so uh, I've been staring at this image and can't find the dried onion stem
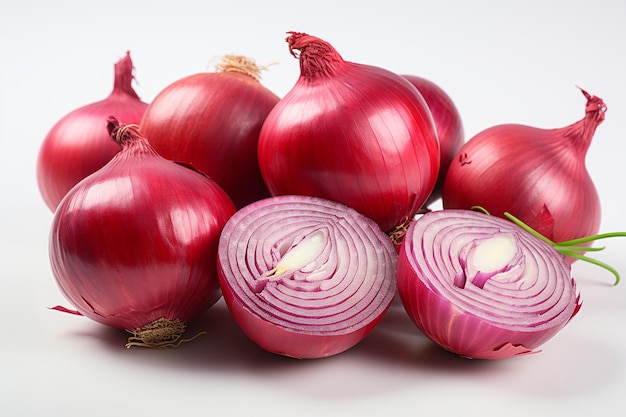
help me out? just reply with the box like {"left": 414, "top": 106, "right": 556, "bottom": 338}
{"left": 215, "top": 54, "right": 270, "bottom": 81}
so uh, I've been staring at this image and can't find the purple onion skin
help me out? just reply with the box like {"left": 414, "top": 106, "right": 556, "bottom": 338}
{"left": 37, "top": 52, "right": 148, "bottom": 211}
{"left": 258, "top": 32, "right": 440, "bottom": 235}
{"left": 219, "top": 291, "right": 389, "bottom": 359}
{"left": 140, "top": 56, "right": 280, "bottom": 209}
{"left": 402, "top": 75, "right": 464, "bottom": 207}
{"left": 442, "top": 88, "right": 605, "bottom": 250}
{"left": 397, "top": 209, "right": 581, "bottom": 360}
{"left": 49, "top": 122, "right": 237, "bottom": 332}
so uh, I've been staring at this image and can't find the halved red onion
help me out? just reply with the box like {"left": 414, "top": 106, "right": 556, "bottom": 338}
{"left": 217, "top": 195, "right": 398, "bottom": 359}
{"left": 397, "top": 209, "right": 581, "bottom": 360}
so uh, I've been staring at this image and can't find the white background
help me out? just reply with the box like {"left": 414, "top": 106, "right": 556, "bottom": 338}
{"left": 1, "top": 1, "right": 625, "bottom": 416}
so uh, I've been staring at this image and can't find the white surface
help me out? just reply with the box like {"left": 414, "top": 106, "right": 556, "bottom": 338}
{"left": 1, "top": 1, "right": 625, "bottom": 416}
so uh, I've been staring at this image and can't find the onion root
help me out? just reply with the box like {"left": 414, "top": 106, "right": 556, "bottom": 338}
{"left": 388, "top": 216, "right": 413, "bottom": 247}
{"left": 125, "top": 318, "right": 206, "bottom": 349}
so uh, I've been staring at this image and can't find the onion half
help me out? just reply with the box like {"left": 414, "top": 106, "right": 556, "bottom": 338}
{"left": 217, "top": 195, "right": 398, "bottom": 359}
{"left": 397, "top": 209, "right": 581, "bottom": 360}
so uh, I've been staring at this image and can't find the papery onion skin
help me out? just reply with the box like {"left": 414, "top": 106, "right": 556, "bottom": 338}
{"left": 140, "top": 55, "right": 280, "bottom": 209}
{"left": 37, "top": 51, "right": 148, "bottom": 211}
{"left": 258, "top": 32, "right": 440, "bottom": 234}
{"left": 402, "top": 75, "right": 464, "bottom": 206}
{"left": 397, "top": 209, "right": 581, "bottom": 360}
{"left": 442, "top": 88, "right": 605, "bottom": 246}
{"left": 49, "top": 119, "right": 236, "bottom": 336}
{"left": 217, "top": 195, "right": 398, "bottom": 359}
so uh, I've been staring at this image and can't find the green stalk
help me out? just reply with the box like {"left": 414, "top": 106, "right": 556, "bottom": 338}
{"left": 502, "top": 211, "right": 623, "bottom": 286}
{"left": 556, "top": 231, "right": 626, "bottom": 247}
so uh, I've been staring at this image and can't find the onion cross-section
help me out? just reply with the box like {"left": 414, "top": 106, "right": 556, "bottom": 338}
{"left": 397, "top": 209, "right": 581, "bottom": 360}
{"left": 217, "top": 195, "right": 398, "bottom": 359}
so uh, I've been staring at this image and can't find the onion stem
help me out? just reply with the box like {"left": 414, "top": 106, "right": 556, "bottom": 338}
{"left": 214, "top": 54, "right": 270, "bottom": 81}
{"left": 469, "top": 206, "right": 623, "bottom": 285}
{"left": 502, "top": 211, "right": 624, "bottom": 286}
{"left": 556, "top": 231, "right": 626, "bottom": 246}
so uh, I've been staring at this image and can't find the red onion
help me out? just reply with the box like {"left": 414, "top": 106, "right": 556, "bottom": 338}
{"left": 37, "top": 51, "right": 148, "bottom": 211}
{"left": 442, "top": 88, "right": 606, "bottom": 246}
{"left": 397, "top": 209, "right": 582, "bottom": 360}
{"left": 49, "top": 118, "right": 236, "bottom": 348}
{"left": 140, "top": 55, "right": 280, "bottom": 209}
{"left": 258, "top": 32, "right": 440, "bottom": 235}
{"left": 402, "top": 75, "right": 464, "bottom": 206}
{"left": 217, "top": 195, "right": 398, "bottom": 359}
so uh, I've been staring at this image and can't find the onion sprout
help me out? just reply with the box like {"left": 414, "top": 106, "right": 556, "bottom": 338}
{"left": 471, "top": 205, "right": 624, "bottom": 285}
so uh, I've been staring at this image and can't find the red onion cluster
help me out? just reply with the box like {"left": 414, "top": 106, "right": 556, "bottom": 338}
{"left": 39, "top": 33, "right": 622, "bottom": 360}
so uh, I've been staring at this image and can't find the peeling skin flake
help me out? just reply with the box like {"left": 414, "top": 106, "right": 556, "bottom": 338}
{"left": 470, "top": 342, "right": 538, "bottom": 360}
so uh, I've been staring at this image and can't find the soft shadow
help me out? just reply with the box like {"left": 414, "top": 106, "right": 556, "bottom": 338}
{"left": 64, "top": 292, "right": 620, "bottom": 403}
{"left": 65, "top": 295, "right": 492, "bottom": 375}
{"left": 66, "top": 299, "right": 322, "bottom": 374}
{"left": 353, "top": 295, "right": 623, "bottom": 400}
{"left": 59, "top": 294, "right": 621, "bottom": 403}
{"left": 353, "top": 296, "right": 499, "bottom": 372}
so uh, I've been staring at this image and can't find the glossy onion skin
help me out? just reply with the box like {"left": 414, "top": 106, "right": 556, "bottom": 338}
{"left": 49, "top": 125, "right": 236, "bottom": 331}
{"left": 402, "top": 75, "right": 464, "bottom": 206}
{"left": 397, "top": 209, "right": 581, "bottom": 360}
{"left": 217, "top": 195, "right": 398, "bottom": 359}
{"left": 37, "top": 52, "right": 148, "bottom": 211}
{"left": 258, "top": 32, "right": 440, "bottom": 234}
{"left": 140, "top": 64, "right": 280, "bottom": 209}
{"left": 442, "top": 89, "right": 605, "bottom": 244}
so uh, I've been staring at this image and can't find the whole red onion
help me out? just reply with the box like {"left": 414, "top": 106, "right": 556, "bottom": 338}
{"left": 402, "top": 75, "right": 464, "bottom": 206}
{"left": 49, "top": 118, "right": 236, "bottom": 347}
{"left": 37, "top": 51, "right": 148, "bottom": 211}
{"left": 258, "top": 32, "right": 440, "bottom": 235}
{"left": 397, "top": 209, "right": 581, "bottom": 360}
{"left": 442, "top": 88, "right": 606, "bottom": 246}
{"left": 140, "top": 55, "right": 280, "bottom": 209}
{"left": 217, "top": 195, "right": 398, "bottom": 359}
